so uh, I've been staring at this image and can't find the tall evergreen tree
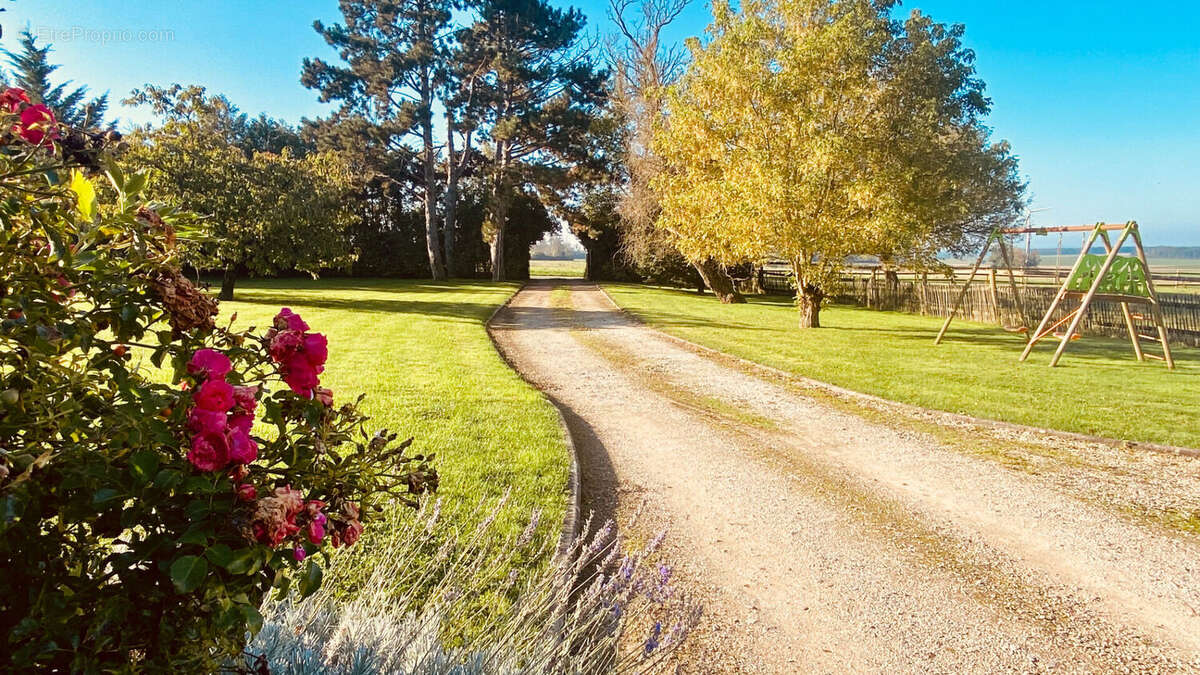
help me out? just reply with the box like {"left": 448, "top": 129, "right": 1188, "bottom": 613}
{"left": 2, "top": 30, "right": 109, "bottom": 129}
{"left": 303, "top": 0, "right": 453, "bottom": 280}
{"left": 456, "top": 0, "right": 608, "bottom": 280}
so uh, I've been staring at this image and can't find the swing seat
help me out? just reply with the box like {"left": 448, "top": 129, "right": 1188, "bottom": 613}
{"left": 1053, "top": 331, "right": 1081, "bottom": 341}
{"left": 1001, "top": 324, "right": 1028, "bottom": 334}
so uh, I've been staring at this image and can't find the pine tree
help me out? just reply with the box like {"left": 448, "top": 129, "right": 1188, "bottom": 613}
{"left": 456, "top": 0, "right": 608, "bottom": 281}
{"left": 2, "top": 30, "right": 109, "bottom": 129}
{"left": 302, "top": 0, "right": 453, "bottom": 280}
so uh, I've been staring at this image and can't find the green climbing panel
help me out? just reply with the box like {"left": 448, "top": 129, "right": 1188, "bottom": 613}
{"left": 1065, "top": 254, "right": 1150, "bottom": 297}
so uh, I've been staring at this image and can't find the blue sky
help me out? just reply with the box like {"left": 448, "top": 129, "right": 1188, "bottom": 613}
{"left": 2, "top": 0, "right": 1197, "bottom": 245}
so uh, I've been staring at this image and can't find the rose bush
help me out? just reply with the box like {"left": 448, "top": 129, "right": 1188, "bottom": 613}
{"left": 0, "top": 89, "right": 437, "bottom": 672}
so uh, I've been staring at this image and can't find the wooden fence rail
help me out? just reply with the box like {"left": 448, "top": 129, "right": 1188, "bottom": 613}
{"left": 759, "top": 269, "right": 1200, "bottom": 347}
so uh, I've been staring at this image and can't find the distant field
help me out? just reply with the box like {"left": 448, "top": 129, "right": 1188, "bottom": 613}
{"left": 1035, "top": 255, "right": 1200, "bottom": 274}
{"left": 873, "top": 257, "right": 1200, "bottom": 294}
{"left": 530, "top": 258, "right": 586, "bottom": 278}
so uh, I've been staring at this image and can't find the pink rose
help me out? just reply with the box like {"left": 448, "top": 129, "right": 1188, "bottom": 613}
{"left": 232, "top": 385, "right": 258, "bottom": 414}
{"left": 15, "top": 104, "right": 58, "bottom": 145}
{"left": 306, "top": 519, "right": 325, "bottom": 544}
{"left": 274, "top": 308, "right": 309, "bottom": 332}
{"left": 268, "top": 330, "right": 303, "bottom": 362}
{"left": 187, "top": 407, "right": 227, "bottom": 435}
{"left": 227, "top": 427, "right": 258, "bottom": 464}
{"left": 314, "top": 387, "right": 334, "bottom": 407}
{"left": 282, "top": 354, "right": 319, "bottom": 396}
{"left": 1, "top": 87, "right": 30, "bottom": 112}
{"left": 229, "top": 413, "right": 253, "bottom": 434}
{"left": 236, "top": 483, "right": 257, "bottom": 502}
{"left": 187, "top": 432, "right": 228, "bottom": 472}
{"left": 303, "top": 333, "right": 328, "bottom": 367}
{"left": 187, "top": 348, "right": 232, "bottom": 380}
{"left": 194, "top": 379, "right": 234, "bottom": 411}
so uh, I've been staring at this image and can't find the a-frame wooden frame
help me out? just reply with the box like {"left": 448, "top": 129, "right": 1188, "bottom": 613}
{"left": 1019, "top": 221, "right": 1174, "bottom": 369}
{"left": 933, "top": 228, "right": 1029, "bottom": 345}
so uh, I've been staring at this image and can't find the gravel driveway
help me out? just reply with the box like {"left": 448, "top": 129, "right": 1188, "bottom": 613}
{"left": 489, "top": 280, "right": 1200, "bottom": 674}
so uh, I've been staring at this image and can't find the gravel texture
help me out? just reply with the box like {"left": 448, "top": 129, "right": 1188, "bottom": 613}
{"left": 489, "top": 280, "right": 1200, "bottom": 674}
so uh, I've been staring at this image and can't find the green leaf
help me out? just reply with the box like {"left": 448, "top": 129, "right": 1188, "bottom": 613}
{"left": 124, "top": 171, "right": 149, "bottom": 198}
{"left": 153, "top": 468, "right": 182, "bottom": 491}
{"left": 225, "top": 547, "right": 260, "bottom": 575}
{"left": 241, "top": 604, "right": 264, "bottom": 635}
{"left": 170, "top": 555, "right": 208, "bottom": 593}
{"left": 205, "top": 544, "right": 234, "bottom": 567}
{"left": 70, "top": 170, "right": 97, "bottom": 221}
{"left": 180, "top": 525, "right": 213, "bottom": 547}
{"left": 129, "top": 450, "right": 159, "bottom": 484}
{"left": 91, "top": 488, "right": 121, "bottom": 506}
{"left": 297, "top": 559, "right": 323, "bottom": 600}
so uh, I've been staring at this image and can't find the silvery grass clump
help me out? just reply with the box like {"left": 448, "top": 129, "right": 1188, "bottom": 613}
{"left": 240, "top": 492, "right": 701, "bottom": 673}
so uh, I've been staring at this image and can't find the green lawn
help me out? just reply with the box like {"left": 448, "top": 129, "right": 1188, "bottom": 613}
{"left": 215, "top": 278, "right": 569, "bottom": 546}
{"left": 530, "top": 258, "right": 586, "bottom": 278}
{"left": 603, "top": 283, "right": 1200, "bottom": 448}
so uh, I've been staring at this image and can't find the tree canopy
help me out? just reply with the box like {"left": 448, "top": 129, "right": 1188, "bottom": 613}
{"left": 302, "top": 0, "right": 454, "bottom": 280}
{"left": 124, "top": 85, "right": 357, "bottom": 300}
{"left": 456, "top": 0, "right": 609, "bottom": 280}
{"left": 654, "top": 0, "right": 1025, "bottom": 326}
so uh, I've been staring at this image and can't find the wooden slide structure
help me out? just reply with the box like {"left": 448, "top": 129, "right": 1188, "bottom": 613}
{"left": 935, "top": 222, "right": 1175, "bottom": 369}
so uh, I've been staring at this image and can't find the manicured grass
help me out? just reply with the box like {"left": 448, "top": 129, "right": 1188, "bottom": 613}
{"left": 217, "top": 278, "right": 569, "bottom": 546}
{"left": 603, "top": 283, "right": 1200, "bottom": 448}
{"left": 530, "top": 258, "right": 586, "bottom": 278}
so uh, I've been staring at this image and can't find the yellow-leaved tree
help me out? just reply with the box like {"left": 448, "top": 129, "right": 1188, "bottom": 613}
{"left": 653, "top": 0, "right": 1025, "bottom": 327}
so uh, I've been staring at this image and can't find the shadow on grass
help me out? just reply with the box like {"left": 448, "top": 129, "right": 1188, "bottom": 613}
{"left": 227, "top": 291, "right": 501, "bottom": 322}
{"left": 614, "top": 286, "right": 1197, "bottom": 369}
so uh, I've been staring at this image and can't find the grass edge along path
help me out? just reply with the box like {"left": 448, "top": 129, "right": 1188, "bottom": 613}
{"left": 601, "top": 283, "right": 1200, "bottom": 449}
{"left": 214, "top": 279, "right": 571, "bottom": 577}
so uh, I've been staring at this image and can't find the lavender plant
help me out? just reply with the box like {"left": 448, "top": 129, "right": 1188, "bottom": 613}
{"left": 243, "top": 495, "right": 701, "bottom": 673}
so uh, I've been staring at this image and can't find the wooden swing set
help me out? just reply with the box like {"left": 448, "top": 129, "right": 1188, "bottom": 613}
{"left": 934, "top": 221, "right": 1175, "bottom": 369}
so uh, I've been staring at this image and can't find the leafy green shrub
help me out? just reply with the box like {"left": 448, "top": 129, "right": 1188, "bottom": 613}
{"left": 0, "top": 90, "right": 436, "bottom": 672}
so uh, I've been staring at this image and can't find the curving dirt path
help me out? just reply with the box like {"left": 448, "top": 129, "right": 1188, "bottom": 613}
{"left": 490, "top": 280, "right": 1200, "bottom": 674}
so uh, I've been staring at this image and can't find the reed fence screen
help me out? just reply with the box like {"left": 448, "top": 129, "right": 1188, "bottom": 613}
{"left": 759, "top": 269, "right": 1200, "bottom": 347}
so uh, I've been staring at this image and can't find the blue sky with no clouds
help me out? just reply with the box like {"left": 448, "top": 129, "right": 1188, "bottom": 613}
{"left": 2, "top": 0, "right": 1197, "bottom": 245}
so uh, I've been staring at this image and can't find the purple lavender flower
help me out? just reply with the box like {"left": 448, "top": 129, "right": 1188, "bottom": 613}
{"left": 644, "top": 621, "right": 662, "bottom": 655}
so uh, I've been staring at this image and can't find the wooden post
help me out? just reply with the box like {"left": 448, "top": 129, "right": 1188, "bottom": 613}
{"left": 920, "top": 272, "right": 928, "bottom": 315}
{"left": 1049, "top": 225, "right": 1134, "bottom": 367}
{"left": 1120, "top": 302, "right": 1145, "bottom": 362}
{"left": 987, "top": 268, "right": 1000, "bottom": 324}
{"left": 1129, "top": 223, "right": 1176, "bottom": 370}
{"left": 997, "top": 238, "right": 1029, "bottom": 331}
{"left": 934, "top": 236, "right": 993, "bottom": 344}
{"left": 1092, "top": 229, "right": 1143, "bottom": 361}
{"left": 1020, "top": 224, "right": 1105, "bottom": 362}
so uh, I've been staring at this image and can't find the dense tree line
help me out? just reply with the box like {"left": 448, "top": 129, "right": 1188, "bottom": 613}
{"left": 299, "top": 0, "right": 609, "bottom": 282}
{"left": 8, "top": 0, "right": 1030, "bottom": 309}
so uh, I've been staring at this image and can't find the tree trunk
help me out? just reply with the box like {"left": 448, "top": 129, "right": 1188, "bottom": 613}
{"left": 421, "top": 71, "right": 446, "bottom": 281}
{"left": 490, "top": 225, "right": 506, "bottom": 281}
{"left": 490, "top": 176, "right": 509, "bottom": 281}
{"left": 219, "top": 266, "right": 237, "bottom": 301}
{"left": 791, "top": 257, "right": 824, "bottom": 328}
{"left": 693, "top": 258, "right": 745, "bottom": 303}
{"left": 797, "top": 286, "right": 823, "bottom": 328}
{"left": 442, "top": 113, "right": 459, "bottom": 278}
{"left": 490, "top": 142, "right": 511, "bottom": 282}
